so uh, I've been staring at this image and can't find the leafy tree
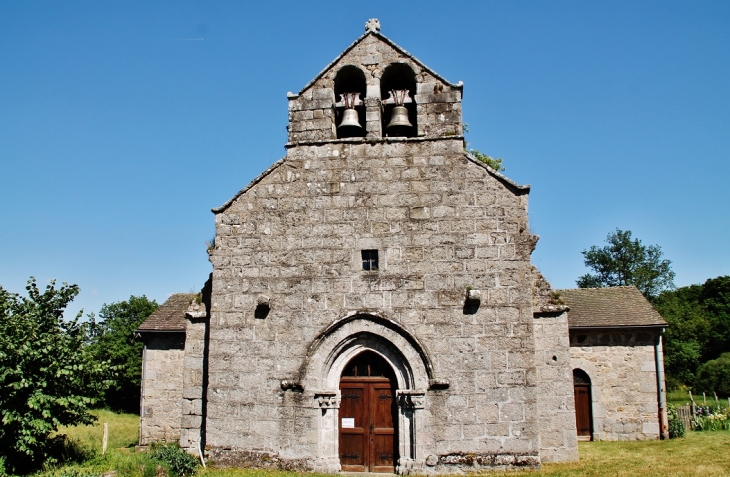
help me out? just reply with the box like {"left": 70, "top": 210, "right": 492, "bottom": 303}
{"left": 90, "top": 296, "right": 158, "bottom": 413}
{"left": 469, "top": 149, "right": 505, "bottom": 172}
{"left": 576, "top": 229, "right": 675, "bottom": 300}
{"left": 654, "top": 276, "right": 730, "bottom": 389}
{"left": 694, "top": 353, "right": 730, "bottom": 397}
{"left": 0, "top": 278, "right": 111, "bottom": 473}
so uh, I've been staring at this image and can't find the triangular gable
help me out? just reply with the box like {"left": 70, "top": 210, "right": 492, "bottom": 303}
{"left": 297, "top": 31, "right": 463, "bottom": 96}
{"left": 213, "top": 151, "right": 529, "bottom": 214}
{"left": 212, "top": 156, "right": 286, "bottom": 213}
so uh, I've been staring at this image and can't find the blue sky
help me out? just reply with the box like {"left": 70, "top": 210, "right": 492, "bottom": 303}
{"left": 1, "top": 1, "right": 728, "bottom": 318}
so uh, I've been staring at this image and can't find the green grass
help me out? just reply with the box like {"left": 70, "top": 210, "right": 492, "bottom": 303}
{"left": 41, "top": 412, "right": 730, "bottom": 477}
{"left": 56, "top": 409, "right": 140, "bottom": 451}
{"left": 668, "top": 388, "right": 695, "bottom": 406}
{"left": 667, "top": 387, "right": 730, "bottom": 408}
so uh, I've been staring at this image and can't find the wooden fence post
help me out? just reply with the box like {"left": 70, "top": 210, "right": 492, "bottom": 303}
{"left": 102, "top": 422, "right": 108, "bottom": 455}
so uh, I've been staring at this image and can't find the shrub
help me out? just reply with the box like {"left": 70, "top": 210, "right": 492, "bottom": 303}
{"left": 0, "top": 279, "right": 112, "bottom": 474}
{"left": 691, "top": 404, "right": 730, "bottom": 431}
{"left": 151, "top": 443, "right": 198, "bottom": 477}
{"left": 667, "top": 403, "right": 685, "bottom": 438}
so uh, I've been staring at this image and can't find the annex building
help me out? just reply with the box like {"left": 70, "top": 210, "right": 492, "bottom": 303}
{"left": 137, "top": 20, "right": 669, "bottom": 473}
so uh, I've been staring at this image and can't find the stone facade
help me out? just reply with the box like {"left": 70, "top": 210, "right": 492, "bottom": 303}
{"left": 136, "top": 20, "right": 668, "bottom": 474}
{"left": 201, "top": 25, "right": 544, "bottom": 473}
{"left": 533, "top": 313, "right": 578, "bottom": 461}
{"left": 569, "top": 329, "right": 663, "bottom": 441}
{"left": 139, "top": 333, "right": 185, "bottom": 445}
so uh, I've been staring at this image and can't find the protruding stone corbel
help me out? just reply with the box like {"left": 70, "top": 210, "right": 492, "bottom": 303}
{"left": 255, "top": 295, "right": 271, "bottom": 319}
{"left": 313, "top": 391, "right": 340, "bottom": 409}
{"left": 397, "top": 390, "right": 426, "bottom": 409}
{"left": 464, "top": 288, "right": 481, "bottom": 305}
{"left": 280, "top": 380, "right": 303, "bottom": 392}
{"left": 429, "top": 378, "right": 450, "bottom": 390}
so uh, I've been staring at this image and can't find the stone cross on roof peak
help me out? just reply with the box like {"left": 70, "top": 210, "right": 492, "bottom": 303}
{"left": 365, "top": 18, "right": 381, "bottom": 33}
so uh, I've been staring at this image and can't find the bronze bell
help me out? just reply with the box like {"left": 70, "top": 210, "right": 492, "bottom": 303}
{"left": 386, "top": 105, "right": 413, "bottom": 131}
{"left": 338, "top": 108, "right": 362, "bottom": 130}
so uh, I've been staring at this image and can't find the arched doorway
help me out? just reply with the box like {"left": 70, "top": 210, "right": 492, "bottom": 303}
{"left": 339, "top": 351, "right": 398, "bottom": 473}
{"left": 573, "top": 369, "right": 593, "bottom": 441}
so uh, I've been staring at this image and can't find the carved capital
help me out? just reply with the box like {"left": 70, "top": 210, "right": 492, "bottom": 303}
{"left": 397, "top": 390, "right": 425, "bottom": 409}
{"left": 314, "top": 391, "right": 340, "bottom": 409}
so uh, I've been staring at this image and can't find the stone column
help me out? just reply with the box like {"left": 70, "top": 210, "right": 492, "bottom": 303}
{"left": 179, "top": 313, "right": 208, "bottom": 452}
{"left": 396, "top": 390, "right": 426, "bottom": 475}
{"left": 313, "top": 391, "right": 341, "bottom": 473}
{"left": 364, "top": 93, "right": 382, "bottom": 138}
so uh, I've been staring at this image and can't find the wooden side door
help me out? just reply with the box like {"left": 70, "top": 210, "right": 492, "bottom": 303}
{"left": 339, "top": 382, "right": 368, "bottom": 471}
{"left": 369, "top": 382, "right": 396, "bottom": 473}
{"left": 574, "top": 384, "right": 592, "bottom": 439}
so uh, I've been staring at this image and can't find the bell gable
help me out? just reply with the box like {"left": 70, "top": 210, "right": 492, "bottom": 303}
{"left": 287, "top": 20, "right": 464, "bottom": 142}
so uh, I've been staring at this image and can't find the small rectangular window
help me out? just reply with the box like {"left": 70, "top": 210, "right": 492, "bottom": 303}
{"left": 361, "top": 250, "right": 379, "bottom": 271}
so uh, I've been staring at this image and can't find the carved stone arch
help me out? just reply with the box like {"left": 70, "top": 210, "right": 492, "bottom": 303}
{"left": 299, "top": 311, "right": 433, "bottom": 390}
{"left": 303, "top": 311, "right": 432, "bottom": 474}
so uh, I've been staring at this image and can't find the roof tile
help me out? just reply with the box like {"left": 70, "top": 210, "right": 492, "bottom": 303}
{"left": 137, "top": 293, "right": 195, "bottom": 332}
{"left": 558, "top": 286, "right": 667, "bottom": 328}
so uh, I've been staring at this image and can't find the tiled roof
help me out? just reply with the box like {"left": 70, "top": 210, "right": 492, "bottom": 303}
{"left": 137, "top": 293, "right": 194, "bottom": 332}
{"left": 558, "top": 286, "right": 667, "bottom": 328}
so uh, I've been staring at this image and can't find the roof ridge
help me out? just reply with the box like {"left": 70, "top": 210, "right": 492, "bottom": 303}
{"left": 463, "top": 151, "right": 530, "bottom": 193}
{"left": 296, "top": 30, "right": 462, "bottom": 97}
{"left": 212, "top": 156, "right": 287, "bottom": 214}
{"left": 557, "top": 285, "right": 639, "bottom": 291}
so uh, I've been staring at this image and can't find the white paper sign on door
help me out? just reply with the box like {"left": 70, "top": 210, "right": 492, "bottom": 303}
{"left": 341, "top": 418, "right": 355, "bottom": 428}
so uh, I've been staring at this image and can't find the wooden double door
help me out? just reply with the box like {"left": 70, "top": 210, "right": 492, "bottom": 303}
{"left": 339, "top": 352, "right": 398, "bottom": 473}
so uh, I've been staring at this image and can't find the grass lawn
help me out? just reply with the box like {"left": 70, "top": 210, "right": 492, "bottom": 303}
{"left": 667, "top": 388, "right": 730, "bottom": 408}
{"left": 46, "top": 413, "right": 730, "bottom": 477}
{"left": 56, "top": 409, "right": 139, "bottom": 452}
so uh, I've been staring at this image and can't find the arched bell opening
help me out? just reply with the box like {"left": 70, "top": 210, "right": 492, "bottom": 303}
{"left": 339, "top": 350, "right": 399, "bottom": 473}
{"left": 573, "top": 369, "right": 593, "bottom": 441}
{"left": 380, "top": 63, "right": 417, "bottom": 138}
{"left": 334, "top": 65, "right": 367, "bottom": 139}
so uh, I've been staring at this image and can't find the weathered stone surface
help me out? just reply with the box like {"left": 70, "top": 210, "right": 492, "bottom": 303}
{"left": 134, "top": 21, "right": 669, "bottom": 474}
{"left": 139, "top": 333, "right": 185, "bottom": 445}
{"left": 569, "top": 329, "right": 661, "bottom": 441}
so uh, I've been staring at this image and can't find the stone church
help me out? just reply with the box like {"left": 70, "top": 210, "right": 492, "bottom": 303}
{"left": 136, "top": 20, "right": 669, "bottom": 473}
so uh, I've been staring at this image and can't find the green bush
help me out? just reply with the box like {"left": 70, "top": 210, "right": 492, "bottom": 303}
{"left": 694, "top": 352, "right": 730, "bottom": 396}
{"left": 151, "top": 443, "right": 198, "bottom": 477}
{"left": 667, "top": 403, "right": 685, "bottom": 438}
{"left": 0, "top": 279, "right": 112, "bottom": 474}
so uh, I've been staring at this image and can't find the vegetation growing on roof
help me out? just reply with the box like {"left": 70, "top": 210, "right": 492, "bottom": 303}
{"left": 469, "top": 149, "right": 505, "bottom": 172}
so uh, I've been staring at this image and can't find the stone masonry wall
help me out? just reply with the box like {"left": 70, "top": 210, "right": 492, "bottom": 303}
{"left": 288, "top": 34, "right": 463, "bottom": 143}
{"left": 139, "top": 333, "right": 185, "bottom": 445}
{"left": 206, "top": 137, "right": 541, "bottom": 471}
{"left": 180, "top": 317, "right": 208, "bottom": 451}
{"left": 533, "top": 313, "right": 578, "bottom": 462}
{"left": 569, "top": 329, "right": 661, "bottom": 441}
